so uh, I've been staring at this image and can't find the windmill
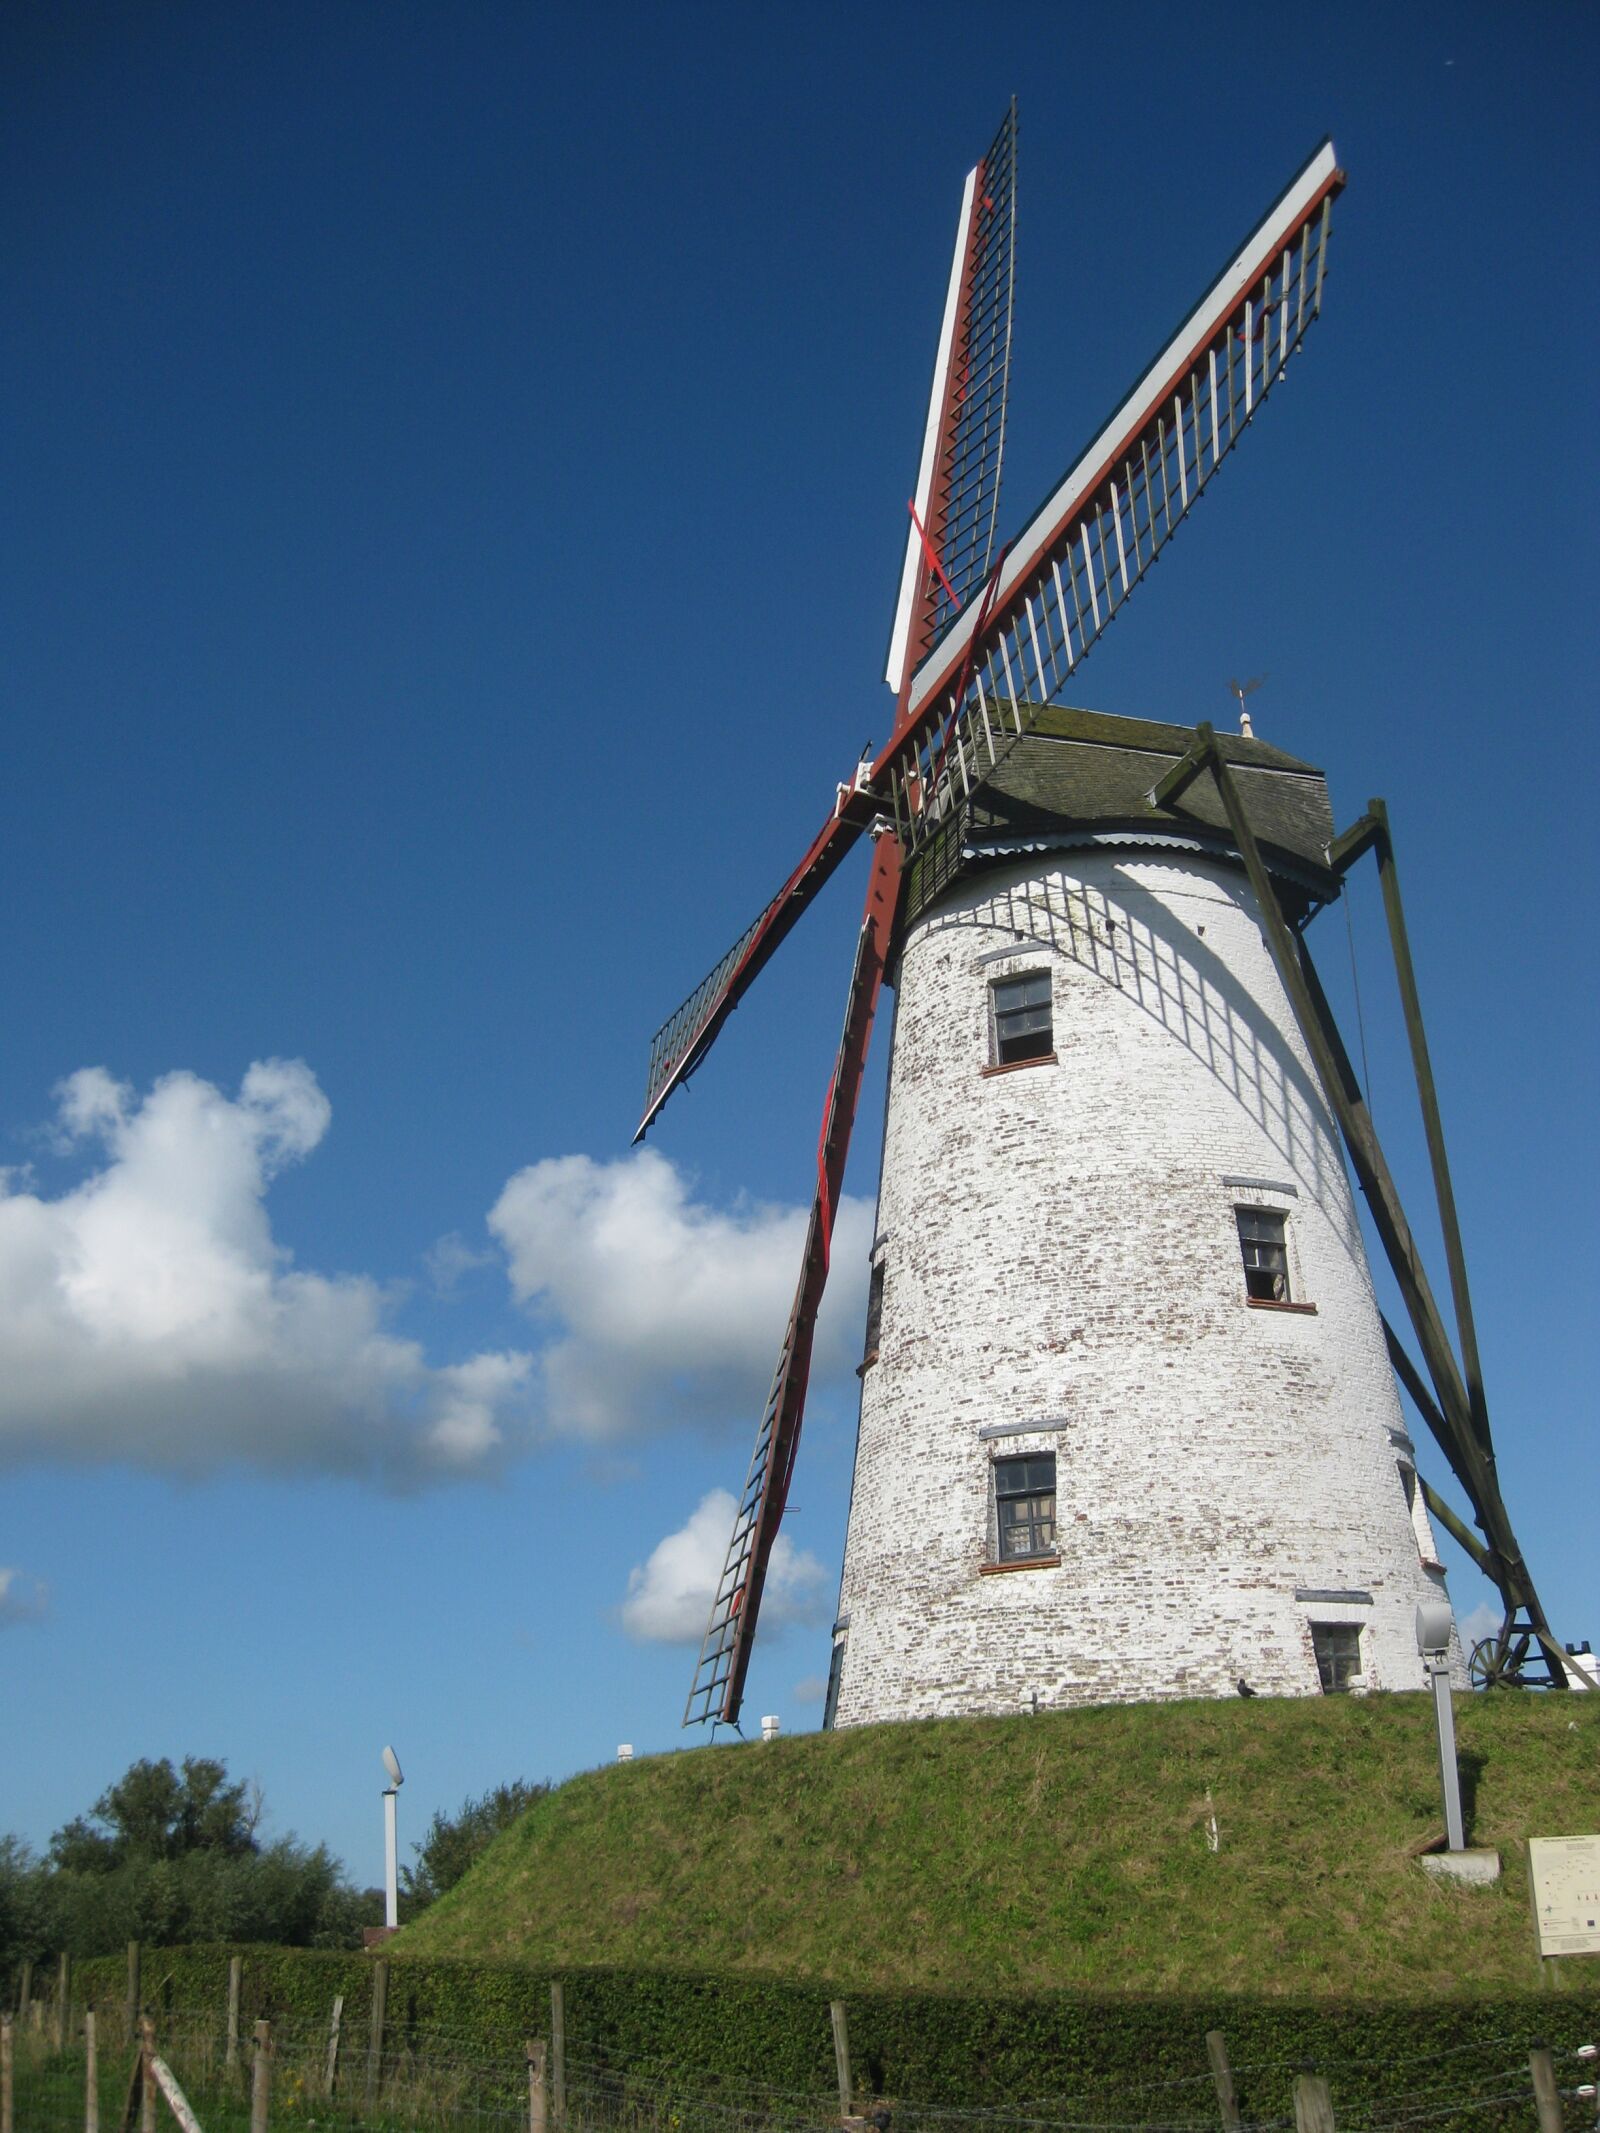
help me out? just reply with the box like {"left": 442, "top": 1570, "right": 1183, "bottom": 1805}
{"left": 637, "top": 110, "right": 1570, "bottom": 1730}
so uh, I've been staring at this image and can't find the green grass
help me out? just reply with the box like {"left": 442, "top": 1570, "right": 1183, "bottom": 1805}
{"left": 396, "top": 1692, "right": 1600, "bottom": 1997}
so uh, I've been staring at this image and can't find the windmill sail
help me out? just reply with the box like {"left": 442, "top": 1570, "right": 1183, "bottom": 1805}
{"left": 886, "top": 140, "right": 1344, "bottom": 846}
{"left": 886, "top": 101, "right": 1018, "bottom": 699}
{"left": 684, "top": 835, "right": 901, "bottom": 1728}
{"left": 635, "top": 792, "right": 876, "bottom": 1141}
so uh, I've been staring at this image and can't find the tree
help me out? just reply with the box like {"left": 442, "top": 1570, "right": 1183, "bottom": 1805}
{"left": 6, "top": 1754, "right": 380, "bottom": 1956}
{"left": 0, "top": 1835, "right": 49, "bottom": 1972}
{"left": 50, "top": 1757, "right": 259, "bottom": 1873}
{"left": 402, "top": 1780, "right": 547, "bottom": 1907}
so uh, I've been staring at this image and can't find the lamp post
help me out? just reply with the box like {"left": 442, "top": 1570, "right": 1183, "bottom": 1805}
{"left": 1414, "top": 1603, "right": 1464, "bottom": 1852}
{"left": 381, "top": 1746, "right": 404, "bottom": 1929}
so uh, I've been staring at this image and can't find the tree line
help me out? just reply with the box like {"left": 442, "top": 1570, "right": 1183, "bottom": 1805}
{"left": 1, "top": 1756, "right": 546, "bottom": 1964}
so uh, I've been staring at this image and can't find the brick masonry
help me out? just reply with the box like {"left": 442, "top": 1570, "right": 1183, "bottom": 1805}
{"left": 830, "top": 844, "right": 1459, "bottom": 1725}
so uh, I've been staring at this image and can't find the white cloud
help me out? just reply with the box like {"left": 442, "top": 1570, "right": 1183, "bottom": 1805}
{"left": 489, "top": 1149, "right": 872, "bottom": 1441}
{"left": 0, "top": 1070, "right": 872, "bottom": 1492}
{"left": 0, "top": 1568, "right": 47, "bottom": 1627}
{"left": 792, "top": 1673, "right": 828, "bottom": 1705}
{"left": 621, "top": 1488, "right": 831, "bottom": 1645}
{"left": 424, "top": 1231, "right": 494, "bottom": 1297}
{"left": 0, "top": 1062, "right": 531, "bottom": 1480}
{"left": 1456, "top": 1601, "right": 1500, "bottom": 1656}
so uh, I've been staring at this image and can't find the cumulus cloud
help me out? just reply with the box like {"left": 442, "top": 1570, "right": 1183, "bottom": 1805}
{"left": 1455, "top": 1601, "right": 1499, "bottom": 1656}
{"left": 489, "top": 1149, "right": 871, "bottom": 1441}
{"left": 0, "top": 1568, "right": 47, "bottom": 1627}
{"left": 621, "top": 1488, "right": 831, "bottom": 1645}
{"left": 0, "top": 1062, "right": 530, "bottom": 1479}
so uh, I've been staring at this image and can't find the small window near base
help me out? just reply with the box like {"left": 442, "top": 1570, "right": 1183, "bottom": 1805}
{"left": 1237, "top": 1206, "right": 1290, "bottom": 1302}
{"left": 1311, "top": 1621, "right": 1363, "bottom": 1694}
{"left": 994, "top": 1451, "right": 1057, "bottom": 1562}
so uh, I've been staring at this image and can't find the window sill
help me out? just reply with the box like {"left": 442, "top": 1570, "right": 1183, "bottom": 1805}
{"left": 1245, "top": 1296, "right": 1318, "bottom": 1315}
{"left": 979, "top": 1554, "right": 1061, "bottom": 1576}
{"left": 981, "top": 1052, "right": 1058, "bottom": 1079}
{"left": 855, "top": 1351, "right": 880, "bottom": 1378}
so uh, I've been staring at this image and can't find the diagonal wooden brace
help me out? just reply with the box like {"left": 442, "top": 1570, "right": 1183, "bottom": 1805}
{"left": 1176, "top": 726, "right": 1565, "bottom": 1682}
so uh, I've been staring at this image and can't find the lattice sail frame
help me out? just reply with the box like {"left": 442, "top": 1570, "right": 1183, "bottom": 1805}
{"left": 934, "top": 102, "right": 1016, "bottom": 629}
{"left": 885, "top": 139, "right": 1342, "bottom": 854}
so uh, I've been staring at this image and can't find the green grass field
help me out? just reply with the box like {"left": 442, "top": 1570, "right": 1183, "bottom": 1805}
{"left": 397, "top": 1691, "right": 1600, "bottom": 1997}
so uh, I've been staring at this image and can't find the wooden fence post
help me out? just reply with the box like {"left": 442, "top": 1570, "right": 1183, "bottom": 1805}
{"left": 325, "top": 1994, "right": 344, "bottom": 2097}
{"left": 1530, "top": 2048, "right": 1564, "bottom": 2133}
{"left": 1205, "top": 2031, "right": 1242, "bottom": 2133}
{"left": 84, "top": 2010, "right": 99, "bottom": 2133}
{"left": 125, "top": 1946, "right": 141, "bottom": 2039}
{"left": 829, "top": 2000, "right": 853, "bottom": 2119}
{"left": 527, "top": 2037, "right": 549, "bottom": 2133}
{"left": 1, "top": 2013, "right": 13, "bottom": 2133}
{"left": 225, "top": 1957, "right": 241, "bottom": 2073}
{"left": 365, "top": 1959, "right": 388, "bottom": 2116}
{"left": 1292, "top": 2072, "right": 1335, "bottom": 2133}
{"left": 139, "top": 2018, "right": 156, "bottom": 2133}
{"left": 56, "top": 1954, "right": 71, "bottom": 2050}
{"left": 549, "top": 1983, "right": 566, "bottom": 2127}
{"left": 250, "top": 2020, "right": 271, "bottom": 2133}
{"left": 16, "top": 1964, "right": 30, "bottom": 2023}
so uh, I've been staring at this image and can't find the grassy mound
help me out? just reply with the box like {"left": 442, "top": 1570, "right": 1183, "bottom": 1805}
{"left": 397, "top": 1692, "right": 1600, "bottom": 1997}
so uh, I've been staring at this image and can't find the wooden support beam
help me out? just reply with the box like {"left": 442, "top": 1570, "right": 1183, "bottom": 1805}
{"left": 1327, "top": 812, "right": 1380, "bottom": 873}
{"left": 1417, "top": 1476, "right": 1495, "bottom": 1578}
{"left": 1367, "top": 799, "right": 1493, "bottom": 1467}
{"left": 1178, "top": 728, "right": 1562, "bottom": 1678}
{"left": 1147, "top": 739, "right": 1211, "bottom": 812}
{"left": 1381, "top": 1318, "right": 1484, "bottom": 1514}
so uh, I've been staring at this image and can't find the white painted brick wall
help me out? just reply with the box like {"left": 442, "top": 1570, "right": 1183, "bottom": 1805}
{"left": 831, "top": 847, "right": 1457, "bottom": 1724}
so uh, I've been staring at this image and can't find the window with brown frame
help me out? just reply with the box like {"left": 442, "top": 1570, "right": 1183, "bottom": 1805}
{"left": 994, "top": 1451, "right": 1057, "bottom": 1562}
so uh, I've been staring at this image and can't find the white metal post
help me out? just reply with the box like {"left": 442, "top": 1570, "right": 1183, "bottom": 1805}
{"left": 383, "top": 1789, "right": 399, "bottom": 1929}
{"left": 1427, "top": 1656, "right": 1465, "bottom": 1851}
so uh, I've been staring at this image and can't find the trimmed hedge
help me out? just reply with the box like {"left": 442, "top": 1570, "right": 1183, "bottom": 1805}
{"left": 43, "top": 1944, "right": 1600, "bottom": 2128}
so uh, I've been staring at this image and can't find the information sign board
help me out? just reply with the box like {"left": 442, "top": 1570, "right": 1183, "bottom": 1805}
{"left": 1528, "top": 1835, "right": 1600, "bottom": 1958}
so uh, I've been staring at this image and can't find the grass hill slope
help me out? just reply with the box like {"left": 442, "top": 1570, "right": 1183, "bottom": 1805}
{"left": 396, "top": 1692, "right": 1600, "bottom": 1998}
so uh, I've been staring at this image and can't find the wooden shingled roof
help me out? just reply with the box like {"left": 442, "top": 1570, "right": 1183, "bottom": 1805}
{"left": 903, "top": 703, "right": 1338, "bottom": 926}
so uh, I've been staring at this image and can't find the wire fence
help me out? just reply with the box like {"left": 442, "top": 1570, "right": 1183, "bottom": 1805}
{"left": 2, "top": 1998, "right": 1598, "bottom": 2133}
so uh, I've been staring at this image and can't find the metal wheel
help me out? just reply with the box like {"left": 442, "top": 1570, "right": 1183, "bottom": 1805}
{"left": 1468, "top": 1632, "right": 1529, "bottom": 1688}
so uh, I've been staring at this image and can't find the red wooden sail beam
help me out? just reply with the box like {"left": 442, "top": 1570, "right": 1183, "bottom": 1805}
{"left": 684, "top": 833, "right": 903, "bottom": 1728}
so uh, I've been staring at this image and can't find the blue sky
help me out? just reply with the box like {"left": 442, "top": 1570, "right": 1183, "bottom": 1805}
{"left": 2, "top": 1, "right": 1594, "bottom": 1884}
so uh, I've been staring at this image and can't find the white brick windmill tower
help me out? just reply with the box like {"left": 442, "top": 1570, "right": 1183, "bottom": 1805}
{"left": 830, "top": 710, "right": 1451, "bottom": 1721}
{"left": 636, "top": 111, "right": 1572, "bottom": 1732}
